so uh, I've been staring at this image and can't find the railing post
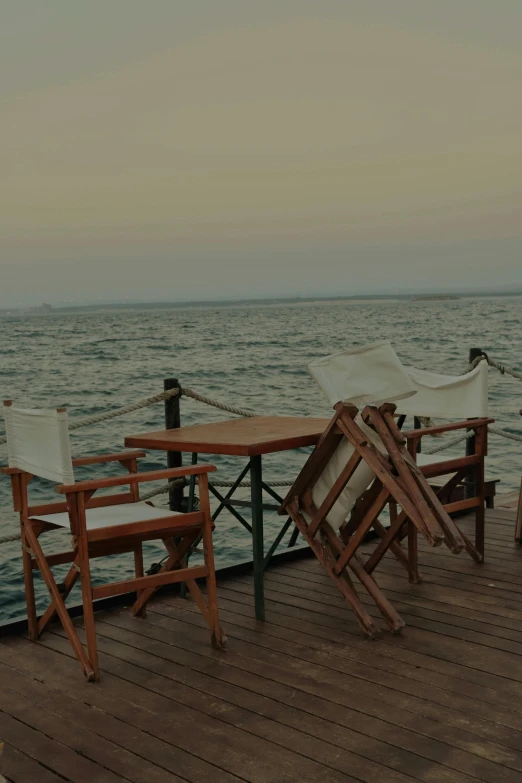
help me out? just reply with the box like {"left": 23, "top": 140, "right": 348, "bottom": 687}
{"left": 164, "top": 378, "right": 183, "bottom": 511}
{"left": 466, "top": 348, "right": 482, "bottom": 498}
{"left": 413, "top": 416, "right": 422, "bottom": 453}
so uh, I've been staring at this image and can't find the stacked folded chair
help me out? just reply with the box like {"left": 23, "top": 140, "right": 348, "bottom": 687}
{"left": 280, "top": 342, "right": 492, "bottom": 637}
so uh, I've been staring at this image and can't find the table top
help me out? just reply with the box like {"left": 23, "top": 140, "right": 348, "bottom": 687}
{"left": 125, "top": 416, "right": 330, "bottom": 457}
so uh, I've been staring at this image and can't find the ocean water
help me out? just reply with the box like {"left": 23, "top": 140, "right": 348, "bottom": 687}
{"left": 1, "top": 297, "right": 521, "bottom": 622}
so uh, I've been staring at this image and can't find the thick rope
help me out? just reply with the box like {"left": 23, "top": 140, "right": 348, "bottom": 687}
{"left": 69, "top": 387, "right": 181, "bottom": 431}
{"left": 141, "top": 476, "right": 292, "bottom": 500}
{"left": 181, "top": 387, "right": 256, "bottom": 418}
{"left": 488, "top": 425, "right": 522, "bottom": 444}
{"left": 470, "top": 354, "right": 522, "bottom": 381}
{"left": 0, "top": 384, "right": 256, "bottom": 445}
{"left": 140, "top": 477, "right": 184, "bottom": 500}
{"left": 0, "top": 386, "right": 181, "bottom": 445}
{"left": 423, "top": 430, "right": 474, "bottom": 455}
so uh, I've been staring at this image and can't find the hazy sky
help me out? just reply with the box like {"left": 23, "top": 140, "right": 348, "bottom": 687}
{"left": 2, "top": 1, "right": 522, "bottom": 305}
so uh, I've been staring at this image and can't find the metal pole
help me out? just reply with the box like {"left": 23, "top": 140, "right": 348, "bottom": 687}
{"left": 164, "top": 378, "right": 183, "bottom": 511}
{"left": 250, "top": 455, "right": 265, "bottom": 621}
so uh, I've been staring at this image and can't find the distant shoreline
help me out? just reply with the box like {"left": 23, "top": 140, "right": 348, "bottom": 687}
{"left": 1, "top": 289, "right": 521, "bottom": 315}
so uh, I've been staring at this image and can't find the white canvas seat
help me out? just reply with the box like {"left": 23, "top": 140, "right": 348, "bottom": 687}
{"left": 32, "top": 501, "right": 181, "bottom": 530}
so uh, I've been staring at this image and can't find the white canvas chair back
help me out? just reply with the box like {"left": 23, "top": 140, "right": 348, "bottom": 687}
{"left": 395, "top": 361, "right": 489, "bottom": 419}
{"left": 309, "top": 341, "right": 417, "bottom": 409}
{"left": 3, "top": 403, "right": 75, "bottom": 484}
{"left": 308, "top": 342, "right": 417, "bottom": 531}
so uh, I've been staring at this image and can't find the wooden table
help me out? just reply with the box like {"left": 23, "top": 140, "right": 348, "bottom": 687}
{"left": 126, "top": 416, "right": 329, "bottom": 620}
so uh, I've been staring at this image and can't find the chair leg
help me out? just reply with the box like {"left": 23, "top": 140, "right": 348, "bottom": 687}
{"left": 133, "top": 544, "right": 146, "bottom": 617}
{"left": 474, "top": 462, "right": 485, "bottom": 562}
{"left": 349, "top": 554, "right": 405, "bottom": 633}
{"left": 21, "top": 522, "right": 38, "bottom": 641}
{"left": 199, "top": 475, "right": 226, "bottom": 649}
{"left": 294, "top": 511, "right": 381, "bottom": 637}
{"left": 201, "top": 529, "right": 226, "bottom": 649}
{"left": 24, "top": 524, "right": 95, "bottom": 681}
{"left": 407, "top": 522, "right": 421, "bottom": 584}
{"left": 77, "top": 538, "right": 99, "bottom": 682}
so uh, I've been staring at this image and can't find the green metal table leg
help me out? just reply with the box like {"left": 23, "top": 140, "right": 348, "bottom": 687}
{"left": 250, "top": 454, "right": 265, "bottom": 621}
{"left": 180, "top": 452, "right": 198, "bottom": 600}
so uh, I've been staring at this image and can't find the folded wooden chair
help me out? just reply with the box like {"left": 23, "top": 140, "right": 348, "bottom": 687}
{"left": 1, "top": 401, "right": 224, "bottom": 681}
{"left": 394, "top": 360, "right": 493, "bottom": 563}
{"left": 310, "top": 345, "right": 494, "bottom": 567}
{"left": 280, "top": 401, "right": 465, "bottom": 637}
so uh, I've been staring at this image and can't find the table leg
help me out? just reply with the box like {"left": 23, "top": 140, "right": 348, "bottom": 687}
{"left": 181, "top": 452, "right": 199, "bottom": 599}
{"left": 250, "top": 454, "right": 265, "bottom": 621}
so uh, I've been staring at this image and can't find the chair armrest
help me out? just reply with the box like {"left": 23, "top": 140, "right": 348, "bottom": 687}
{"left": 403, "top": 417, "right": 494, "bottom": 439}
{"left": 56, "top": 464, "right": 217, "bottom": 494}
{"left": 72, "top": 450, "right": 146, "bottom": 466}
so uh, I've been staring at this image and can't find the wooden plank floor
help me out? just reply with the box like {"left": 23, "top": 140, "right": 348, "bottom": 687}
{"left": 2, "top": 508, "right": 522, "bottom": 783}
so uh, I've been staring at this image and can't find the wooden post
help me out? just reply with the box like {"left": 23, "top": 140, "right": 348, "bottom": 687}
{"left": 466, "top": 348, "right": 482, "bottom": 499}
{"left": 413, "top": 416, "right": 422, "bottom": 453}
{"left": 164, "top": 378, "right": 183, "bottom": 511}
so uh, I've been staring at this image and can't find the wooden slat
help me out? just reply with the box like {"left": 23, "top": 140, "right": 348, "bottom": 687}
{"left": 91, "top": 566, "right": 208, "bottom": 600}
{"left": 1, "top": 506, "right": 522, "bottom": 783}
{"left": 86, "top": 511, "right": 205, "bottom": 543}
{"left": 403, "top": 417, "right": 494, "bottom": 438}
{"left": 91, "top": 607, "right": 522, "bottom": 782}
{"left": 0, "top": 743, "right": 65, "bottom": 783}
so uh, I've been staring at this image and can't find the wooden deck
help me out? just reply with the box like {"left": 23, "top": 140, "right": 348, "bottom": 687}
{"left": 2, "top": 507, "right": 522, "bottom": 783}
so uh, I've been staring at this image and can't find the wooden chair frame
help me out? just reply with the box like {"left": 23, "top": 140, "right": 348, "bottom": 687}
{"left": 403, "top": 416, "right": 494, "bottom": 564}
{"left": 2, "top": 451, "right": 225, "bottom": 681}
{"left": 280, "top": 402, "right": 467, "bottom": 637}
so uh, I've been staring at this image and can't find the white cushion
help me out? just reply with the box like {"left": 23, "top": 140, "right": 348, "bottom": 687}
{"left": 32, "top": 501, "right": 180, "bottom": 531}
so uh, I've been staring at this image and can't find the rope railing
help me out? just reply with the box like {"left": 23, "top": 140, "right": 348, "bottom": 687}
{"left": 0, "top": 386, "right": 181, "bottom": 445}
{"left": 423, "top": 429, "right": 475, "bottom": 455}
{"left": 69, "top": 387, "right": 181, "bottom": 431}
{"left": 182, "top": 387, "right": 256, "bottom": 418}
{"left": 1, "top": 355, "right": 522, "bottom": 546}
{"left": 0, "top": 384, "right": 256, "bottom": 445}
{"left": 488, "top": 425, "right": 522, "bottom": 444}
{"left": 469, "top": 353, "right": 522, "bottom": 382}
{"left": 0, "top": 352, "right": 520, "bottom": 444}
